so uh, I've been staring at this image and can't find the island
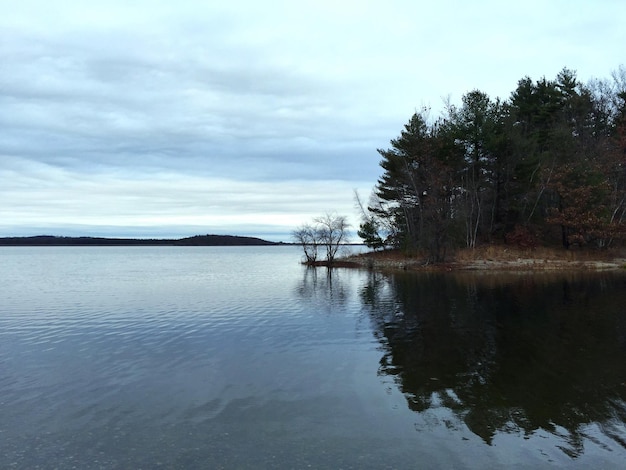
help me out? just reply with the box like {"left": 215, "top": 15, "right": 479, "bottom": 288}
{"left": 0, "top": 234, "right": 282, "bottom": 247}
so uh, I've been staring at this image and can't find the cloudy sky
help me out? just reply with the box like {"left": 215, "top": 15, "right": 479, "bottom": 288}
{"left": 1, "top": 0, "right": 625, "bottom": 241}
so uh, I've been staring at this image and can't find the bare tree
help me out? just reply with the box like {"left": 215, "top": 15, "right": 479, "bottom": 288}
{"left": 293, "top": 213, "right": 350, "bottom": 266}
{"left": 292, "top": 224, "right": 319, "bottom": 264}
{"left": 314, "top": 213, "right": 349, "bottom": 265}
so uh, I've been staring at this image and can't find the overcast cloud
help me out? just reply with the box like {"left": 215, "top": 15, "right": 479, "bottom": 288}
{"left": 1, "top": 0, "right": 625, "bottom": 241}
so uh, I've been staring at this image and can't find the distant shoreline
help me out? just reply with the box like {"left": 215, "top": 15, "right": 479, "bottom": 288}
{"left": 0, "top": 234, "right": 285, "bottom": 247}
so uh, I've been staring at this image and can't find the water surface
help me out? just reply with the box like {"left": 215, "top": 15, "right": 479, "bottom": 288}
{"left": 1, "top": 246, "right": 625, "bottom": 468}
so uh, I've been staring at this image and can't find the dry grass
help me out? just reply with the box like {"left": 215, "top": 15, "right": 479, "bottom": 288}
{"left": 452, "top": 244, "right": 621, "bottom": 263}
{"left": 346, "top": 244, "right": 626, "bottom": 272}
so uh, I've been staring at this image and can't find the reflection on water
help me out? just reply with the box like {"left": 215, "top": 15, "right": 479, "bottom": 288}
{"left": 360, "top": 270, "right": 626, "bottom": 457}
{"left": 1, "top": 246, "right": 626, "bottom": 468}
{"left": 295, "top": 267, "right": 351, "bottom": 311}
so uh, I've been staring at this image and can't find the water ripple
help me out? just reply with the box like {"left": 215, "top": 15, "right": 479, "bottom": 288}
{"left": 2, "top": 247, "right": 625, "bottom": 469}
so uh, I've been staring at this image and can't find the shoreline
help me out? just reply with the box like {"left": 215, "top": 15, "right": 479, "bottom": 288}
{"left": 339, "top": 247, "right": 626, "bottom": 272}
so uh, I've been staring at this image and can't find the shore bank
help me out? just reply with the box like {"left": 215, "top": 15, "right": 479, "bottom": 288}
{"left": 340, "top": 246, "right": 626, "bottom": 272}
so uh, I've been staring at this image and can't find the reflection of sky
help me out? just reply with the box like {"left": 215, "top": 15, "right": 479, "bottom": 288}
{"left": 2, "top": 1, "right": 625, "bottom": 239}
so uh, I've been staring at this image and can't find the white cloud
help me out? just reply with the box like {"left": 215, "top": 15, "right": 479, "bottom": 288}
{"left": 0, "top": 156, "right": 370, "bottom": 240}
{"left": 1, "top": 0, "right": 625, "bottom": 238}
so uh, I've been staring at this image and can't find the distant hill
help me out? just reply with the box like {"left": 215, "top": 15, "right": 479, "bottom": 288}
{"left": 174, "top": 235, "right": 279, "bottom": 246}
{"left": 0, "top": 235, "right": 282, "bottom": 246}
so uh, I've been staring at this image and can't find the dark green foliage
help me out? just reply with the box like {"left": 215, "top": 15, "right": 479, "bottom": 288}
{"left": 373, "top": 67, "right": 626, "bottom": 259}
{"left": 375, "top": 109, "right": 460, "bottom": 261}
{"left": 357, "top": 219, "right": 385, "bottom": 250}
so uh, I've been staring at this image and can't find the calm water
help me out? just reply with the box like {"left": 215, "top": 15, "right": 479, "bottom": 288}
{"left": 1, "top": 246, "right": 625, "bottom": 469}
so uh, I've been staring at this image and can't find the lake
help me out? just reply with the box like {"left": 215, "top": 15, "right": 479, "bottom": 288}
{"left": 1, "top": 246, "right": 625, "bottom": 469}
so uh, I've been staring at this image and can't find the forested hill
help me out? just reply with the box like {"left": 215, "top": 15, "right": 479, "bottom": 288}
{"left": 0, "top": 235, "right": 281, "bottom": 246}
{"left": 174, "top": 235, "right": 279, "bottom": 246}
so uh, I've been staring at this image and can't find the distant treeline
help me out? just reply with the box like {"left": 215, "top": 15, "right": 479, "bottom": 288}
{"left": 0, "top": 235, "right": 281, "bottom": 246}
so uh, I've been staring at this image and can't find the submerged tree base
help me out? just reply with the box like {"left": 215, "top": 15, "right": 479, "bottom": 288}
{"left": 302, "top": 259, "right": 363, "bottom": 268}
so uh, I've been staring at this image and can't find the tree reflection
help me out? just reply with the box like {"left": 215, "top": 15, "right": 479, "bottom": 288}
{"left": 295, "top": 267, "right": 350, "bottom": 313}
{"left": 361, "top": 271, "right": 626, "bottom": 456}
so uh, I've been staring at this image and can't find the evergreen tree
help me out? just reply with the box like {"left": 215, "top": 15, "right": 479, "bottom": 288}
{"left": 371, "top": 66, "right": 626, "bottom": 259}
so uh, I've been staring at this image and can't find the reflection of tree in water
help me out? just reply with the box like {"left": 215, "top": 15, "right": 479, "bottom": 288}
{"left": 295, "top": 267, "right": 350, "bottom": 313}
{"left": 361, "top": 271, "right": 626, "bottom": 457}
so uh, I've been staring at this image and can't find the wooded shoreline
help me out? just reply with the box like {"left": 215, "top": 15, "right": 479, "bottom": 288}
{"left": 357, "top": 67, "right": 626, "bottom": 263}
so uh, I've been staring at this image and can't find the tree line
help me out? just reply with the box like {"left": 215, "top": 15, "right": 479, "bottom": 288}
{"left": 359, "top": 67, "right": 626, "bottom": 262}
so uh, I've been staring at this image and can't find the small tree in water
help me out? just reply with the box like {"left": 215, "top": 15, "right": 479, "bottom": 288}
{"left": 315, "top": 213, "right": 349, "bottom": 264}
{"left": 292, "top": 224, "right": 319, "bottom": 264}
{"left": 293, "top": 213, "right": 350, "bottom": 266}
